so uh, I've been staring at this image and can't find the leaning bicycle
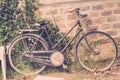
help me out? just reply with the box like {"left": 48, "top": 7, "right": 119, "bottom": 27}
{"left": 7, "top": 8, "right": 118, "bottom": 74}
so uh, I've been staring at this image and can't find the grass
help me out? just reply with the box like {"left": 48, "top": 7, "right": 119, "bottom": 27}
{"left": 5, "top": 68, "right": 95, "bottom": 80}
{"left": 0, "top": 60, "right": 95, "bottom": 80}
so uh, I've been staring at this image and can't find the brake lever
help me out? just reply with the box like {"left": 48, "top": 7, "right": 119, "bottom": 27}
{"left": 75, "top": 8, "right": 80, "bottom": 14}
{"left": 81, "top": 14, "right": 88, "bottom": 18}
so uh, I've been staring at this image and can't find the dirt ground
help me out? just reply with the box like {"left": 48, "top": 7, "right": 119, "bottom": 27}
{"left": 6, "top": 57, "right": 120, "bottom": 80}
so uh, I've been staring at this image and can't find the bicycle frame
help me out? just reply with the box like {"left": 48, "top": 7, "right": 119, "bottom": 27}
{"left": 39, "top": 20, "right": 84, "bottom": 53}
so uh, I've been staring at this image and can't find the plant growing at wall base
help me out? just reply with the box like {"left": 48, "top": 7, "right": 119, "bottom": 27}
{"left": 0, "top": 0, "right": 38, "bottom": 46}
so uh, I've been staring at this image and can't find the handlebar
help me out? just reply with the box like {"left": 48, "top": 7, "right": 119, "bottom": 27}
{"left": 75, "top": 8, "right": 87, "bottom": 18}
{"left": 75, "top": 8, "right": 80, "bottom": 15}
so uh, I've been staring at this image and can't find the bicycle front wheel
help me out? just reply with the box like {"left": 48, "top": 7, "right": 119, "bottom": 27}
{"left": 76, "top": 31, "right": 118, "bottom": 72}
{"left": 8, "top": 34, "right": 49, "bottom": 75}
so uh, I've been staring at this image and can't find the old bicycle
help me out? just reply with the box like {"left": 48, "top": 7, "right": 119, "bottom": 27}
{"left": 7, "top": 8, "right": 118, "bottom": 74}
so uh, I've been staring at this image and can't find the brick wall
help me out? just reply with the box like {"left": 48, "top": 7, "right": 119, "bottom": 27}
{"left": 35, "top": 0, "right": 120, "bottom": 38}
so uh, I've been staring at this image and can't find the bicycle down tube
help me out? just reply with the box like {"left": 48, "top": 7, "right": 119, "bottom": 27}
{"left": 42, "top": 21, "right": 83, "bottom": 53}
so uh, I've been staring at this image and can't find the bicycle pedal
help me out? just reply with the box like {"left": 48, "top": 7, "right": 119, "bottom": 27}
{"left": 62, "top": 64, "right": 68, "bottom": 69}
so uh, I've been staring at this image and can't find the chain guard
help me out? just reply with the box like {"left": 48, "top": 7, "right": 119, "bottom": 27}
{"left": 50, "top": 51, "right": 64, "bottom": 67}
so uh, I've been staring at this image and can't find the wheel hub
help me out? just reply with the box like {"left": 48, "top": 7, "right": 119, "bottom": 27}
{"left": 94, "top": 48, "right": 100, "bottom": 55}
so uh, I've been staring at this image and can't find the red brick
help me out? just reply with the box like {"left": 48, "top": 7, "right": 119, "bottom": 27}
{"left": 113, "top": 23, "right": 120, "bottom": 28}
{"left": 60, "top": 7, "right": 90, "bottom": 14}
{"left": 67, "top": 15, "right": 76, "bottom": 20}
{"left": 101, "top": 10, "right": 112, "bottom": 16}
{"left": 104, "top": 3, "right": 115, "bottom": 9}
{"left": 101, "top": 24, "right": 112, "bottom": 30}
{"left": 56, "top": 22, "right": 67, "bottom": 32}
{"left": 107, "top": 16, "right": 117, "bottom": 22}
{"left": 87, "top": 25, "right": 98, "bottom": 31}
{"left": 81, "top": 6, "right": 91, "bottom": 11}
{"left": 36, "top": 9, "right": 46, "bottom": 16}
{"left": 45, "top": 9, "right": 59, "bottom": 15}
{"left": 60, "top": 8, "right": 74, "bottom": 14}
{"left": 86, "top": 20, "right": 93, "bottom": 25}
{"left": 67, "top": 24, "right": 78, "bottom": 36}
{"left": 59, "top": 9, "right": 64, "bottom": 14}
{"left": 92, "top": 5, "right": 103, "bottom": 10}
{"left": 88, "top": 12, "right": 100, "bottom": 18}
{"left": 107, "top": 30, "right": 117, "bottom": 36}
{"left": 55, "top": 16, "right": 66, "bottom": 22}
{"left": 117, "top": 2, "right": 120, "bottom": 7}
{"left": 114, "top": 9, "right": 120, "bottom": 14}
{"left": 93, "top": 18, "right": 106, "bottom": 25}
{"left": 67, "top": 20, "right": 77, "bottom": 27}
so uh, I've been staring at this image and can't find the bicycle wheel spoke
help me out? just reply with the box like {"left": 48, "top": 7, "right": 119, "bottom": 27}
{"left": 76, "top": 31, "right": 118, "bottom": 72}
{"left": 8, "top": 34, "right": 48, "bottom": 74}
{"left": 29, "top": 39, "right": 40, "bottom": 52}
{"left": 22, "top": 38, "right": 30, "bottom": 51}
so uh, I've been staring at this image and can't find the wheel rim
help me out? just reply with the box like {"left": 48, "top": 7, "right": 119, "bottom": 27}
{"left": 8, "top": 35, "right": 48, "bottom": 74}
{"left": 76, "top": 31, "right": 117, "bottom": 72}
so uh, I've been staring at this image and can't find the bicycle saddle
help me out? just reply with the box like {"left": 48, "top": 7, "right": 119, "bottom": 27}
{"left": 35, "top": 21, "right": 50, "bottom": 27}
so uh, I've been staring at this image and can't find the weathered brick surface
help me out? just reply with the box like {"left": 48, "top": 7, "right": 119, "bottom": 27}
{"left": 113, "top": 23, "right": 120, "bottom": 28}
{"left": 93, "top": 18, "right": 106, "bottom": 25}
{"left": 88, "top": 12, "right": 100, "bottom": 19}
{"left": 118, "top": 2, "right": 120, "bottom": 7}
{"left": 114, "top": 9, "right": 120, "bottom": 14}
{"left": 45, "top": 9, "right": 59, "bottom": 15}
{"left": 100, "top": 24, "right": 112, "bottom": 30}
{"left": 107, "top": 16, "right": 117, "bottom": 22}
{"left": 107, "top": 30, "right": 117, "bottom": 36}
{"left": 104, "top": 3, "right": 116, "bottom": 9}
{"left": 92, "top": 4, "right": 103, "bottom": 10}
{"left": 36, "top": 0, "right": 120, "bottom": 38}
{"left": 101, "top": 10, "right": 112, "bottom": 16}
{"left": 81, "top": 6, "right": 91, "bottom": 11}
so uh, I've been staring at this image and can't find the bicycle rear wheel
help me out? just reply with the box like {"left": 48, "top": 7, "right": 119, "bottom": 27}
{"left": 8, "top": 34, "right": 49, "bottom": 75}
{"left": 76, "top": 31, "right": 118, "bottom": 72}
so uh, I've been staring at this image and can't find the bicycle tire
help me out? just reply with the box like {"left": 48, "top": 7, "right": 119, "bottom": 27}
{"left": 76, "top": 31, "right": 118, "bottom": 72}
{"left": 8, "top": 34, "right": 49, "bottom": 75}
